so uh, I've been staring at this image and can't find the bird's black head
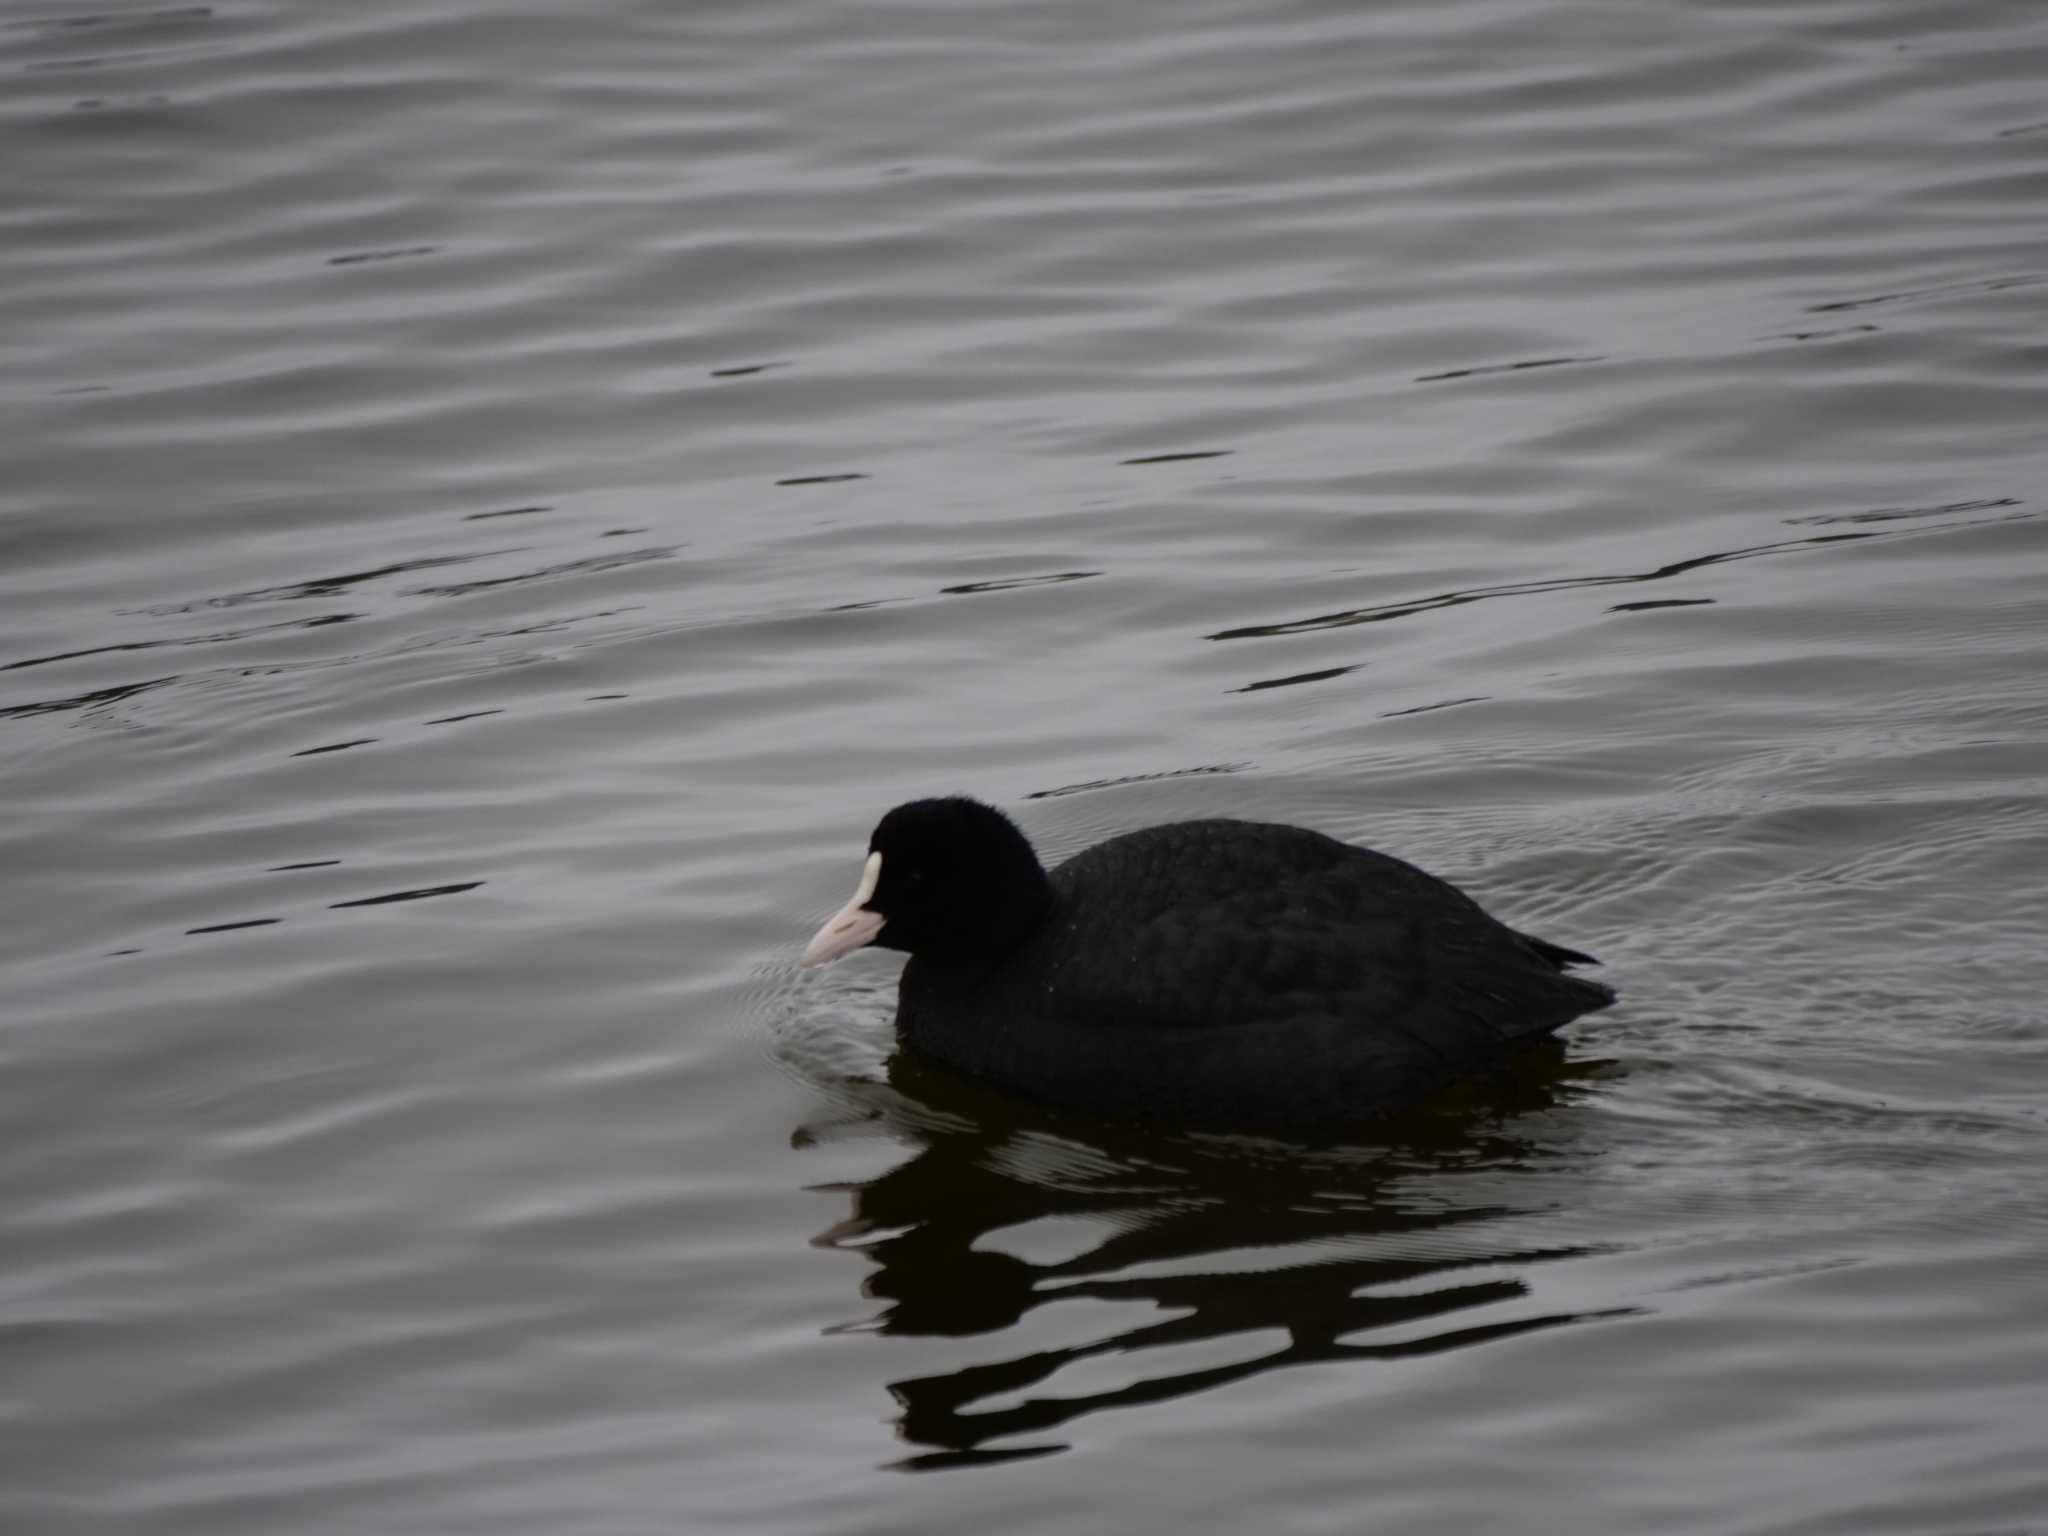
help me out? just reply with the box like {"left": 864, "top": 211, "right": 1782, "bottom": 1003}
{"left": 802, "top": 797, "right": 1050, "bottom": 972}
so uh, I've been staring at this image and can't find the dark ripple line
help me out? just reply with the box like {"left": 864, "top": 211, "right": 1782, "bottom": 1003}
{"left": 1760, "top": 324, "right": 1879, "bottom": 342}
{"left": 137, "top": 555, "right": 498, "bottom": 615}
{"left": 329, "top": 881, "right": 483, "bottom": 909}
{"left": 822, "top": 596, "right": 909, "bottom": 613}
{"left": 461, "top": 505, "right": 552, "bottom": 522}
{"left": 186, "top": 918, "right": 279, "bottom": 936}
{"left": 1416, "top": 356, "right": 1602, "bottom": 383}
{"left": 327, "top": 246, "right": 438, "bottom": 268}
{"left": 289, "top": 738, "right": 375, "bottom": 758}
{"left": 942, "top": 570, "right": 1100, "bottom": 596}
{"left": 1026, "top": 763, "right": 1250, "bottom": 800}
{"left": 0, "top": 675, "right": 174, "bottom": 721}
{"left": 4, "top": 638, "right": 158, "bottom": 672}
{"left": 1120, "top": 450, "right": 1234, "bottom": 466}
{"left": 411, "top": 547, "right": 675, "bottom": 598}
{"left": 1206, "top": 518, "right": 2013, "bottom": 642}
{"left": 1380, "top": 695, "right": 1489, "bottom": 718}
{"left": 777, "top": 473, "right": 868, "bottom": 486}
{"left": 3, "top": 613, "right": 357, "bottom": 673}
{"left": 1786, "top": 496, "right": 2019, "bottom": 528}
{"left": 1232, "top": 664, "right": 1356, "bottom": 694}
{"left": 1805, "top": 271, "right": 2046, "bottom": 314}
{"left": 459, "top": 604, "right": 642, "bottom": 643}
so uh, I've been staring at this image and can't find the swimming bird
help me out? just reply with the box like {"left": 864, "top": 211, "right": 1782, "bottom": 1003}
{"left": 802, "top": 797, "right": 1614, "bottom": 1129}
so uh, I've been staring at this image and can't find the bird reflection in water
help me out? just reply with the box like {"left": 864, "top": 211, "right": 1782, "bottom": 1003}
{"left": 796, "top": 1045, "right": 1631, "bottom": 1471}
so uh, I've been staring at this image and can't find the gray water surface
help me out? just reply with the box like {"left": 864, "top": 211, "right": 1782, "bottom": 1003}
{"left": 5, "top": 0, "right": 2048, "bottom": 1530}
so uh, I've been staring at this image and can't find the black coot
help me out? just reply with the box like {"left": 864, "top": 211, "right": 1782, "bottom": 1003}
{"left": 803, "top": 797, "right": 1615, "bottom": 1128}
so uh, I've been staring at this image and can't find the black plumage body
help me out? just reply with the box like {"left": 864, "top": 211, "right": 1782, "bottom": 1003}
{"left": 871, "top": 811, "right": 1614, "bottom": 1129}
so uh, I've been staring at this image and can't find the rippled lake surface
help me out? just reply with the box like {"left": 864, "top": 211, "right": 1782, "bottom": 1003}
{"left": 6, "top": 0, "right": 2048, "bottom": 1529}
